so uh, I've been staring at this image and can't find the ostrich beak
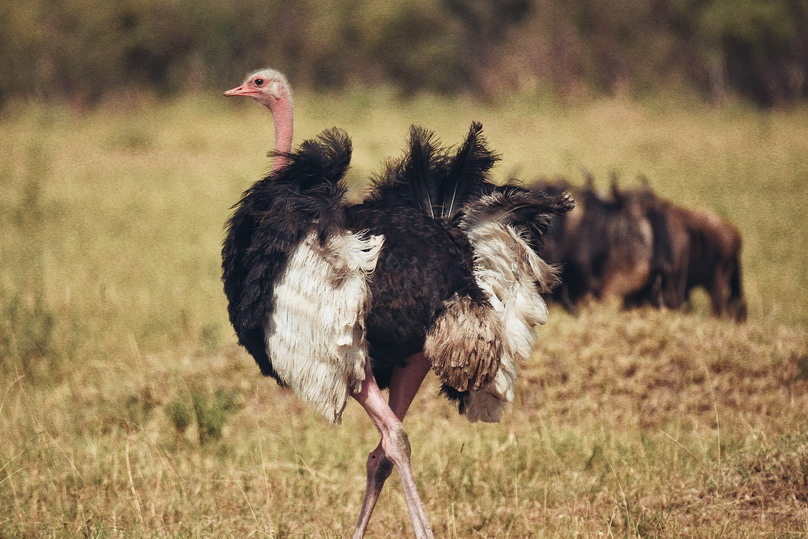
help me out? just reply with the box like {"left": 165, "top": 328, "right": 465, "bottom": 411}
{"left": 224, "top": 84, "right": 254, "bottom": 97}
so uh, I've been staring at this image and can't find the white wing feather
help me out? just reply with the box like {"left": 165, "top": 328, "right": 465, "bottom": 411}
{"left": 266, "top": 231, "right": 384, "bottom": 424}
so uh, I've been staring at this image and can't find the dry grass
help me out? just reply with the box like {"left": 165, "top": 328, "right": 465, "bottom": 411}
{"left": 1, "top": 92, "right": 807, "bottom": 536}
{"left": 1, "top": 308, "right": 805, "bottom": 536}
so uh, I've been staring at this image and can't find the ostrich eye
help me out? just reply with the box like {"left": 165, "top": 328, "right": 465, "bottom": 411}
{"left": 254, "top": 78, "right": 264, "bottom": 87}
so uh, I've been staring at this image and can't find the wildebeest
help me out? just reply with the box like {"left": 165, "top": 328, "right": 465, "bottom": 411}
{"left": 534, "top": 177, "right": 653, "bottom": 312}
{"left": 669, "top": 204, "right": 746, "bottom": 320}
{"left": 610, "top": 181, "right": 689, "bottom": 311}
{"left": 533, "top": 176, "right": 746, "bottom": 321}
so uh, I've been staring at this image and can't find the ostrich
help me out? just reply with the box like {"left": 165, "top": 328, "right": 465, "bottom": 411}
{"left": 222, "top": 68, "right": 572, "bottom": 538}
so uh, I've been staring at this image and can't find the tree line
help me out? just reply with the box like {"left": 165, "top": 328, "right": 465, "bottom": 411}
{"left": 1, "top": 0, "right": 806, "bottom": 107}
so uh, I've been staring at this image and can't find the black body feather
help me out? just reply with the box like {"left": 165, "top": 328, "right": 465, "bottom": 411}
{"left": 352, "top": 125, "right": 493, "bottom": 388}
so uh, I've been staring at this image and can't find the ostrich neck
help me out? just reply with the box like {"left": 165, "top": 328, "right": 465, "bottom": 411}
{"left": 269, "top": 98, "right": 294, "bottom": 173}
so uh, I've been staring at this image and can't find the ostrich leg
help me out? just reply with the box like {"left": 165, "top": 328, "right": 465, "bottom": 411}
{"left": 354, "top": 354, "right": 431, "bottom": 537}
{"left": 351, "top": 355, "right": 434, "bottom": 539}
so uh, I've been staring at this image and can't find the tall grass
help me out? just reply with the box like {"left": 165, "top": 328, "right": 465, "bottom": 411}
{"left": 0, "top": 92, "right": 807, "bottom": 536}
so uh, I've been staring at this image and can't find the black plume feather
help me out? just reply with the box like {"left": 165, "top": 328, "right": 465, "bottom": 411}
{"left": 272, "top": 128, "right": 352, "bottom": 190}
{"left": 440, "top": 122, "right": 499, "bottom": 219}
{"left": 401, "top": 126, "right": 442, "bottom": 218}
{"left": 463, "top": 185, "right": 575, "bottom": 243}
{"left": 368, "top": 125, "right": 445, "bottom": 215}
{"left": 270, "top": 127, "right": 352, "bottom": 242}
{"left": 368, "top": 123, "right": 500, "bottom": 223}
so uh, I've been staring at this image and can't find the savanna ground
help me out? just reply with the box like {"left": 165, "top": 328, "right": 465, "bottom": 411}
{"left": 1, "top": 90, "right": 807, "bottom": 537}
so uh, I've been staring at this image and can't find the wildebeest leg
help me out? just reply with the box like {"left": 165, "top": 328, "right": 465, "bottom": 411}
{"left": 727, "top": 259, "right": 747, "bottom": 321}
{"left": 669, "top": 251, "right": 689, "bottom": 310}
{"left": 708, "top": 268, "right": 731, "bottom": 318}
{"left": 353, "top": 354, "right": 433, "bottom": 538}
{"left": 650, "top": 273, "right": 664, "bottom": 308}
{"left": 560, "top": 284, "right": 579, "bottom": 316}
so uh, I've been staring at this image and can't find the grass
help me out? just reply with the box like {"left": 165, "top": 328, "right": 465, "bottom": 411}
{"left": 0, "top": 90, "right": 807, "bottom": 536}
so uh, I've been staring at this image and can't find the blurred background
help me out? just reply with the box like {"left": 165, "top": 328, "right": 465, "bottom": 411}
{"left": 2, "top": 1, "right": 808, "bottom": 536}
{"left": 2, "top": 0, "right": 807, "bottom": 108}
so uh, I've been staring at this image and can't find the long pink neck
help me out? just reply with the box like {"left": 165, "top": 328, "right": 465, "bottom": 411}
{"left": 268, "top": 97, "right": 294, "bottom": 173}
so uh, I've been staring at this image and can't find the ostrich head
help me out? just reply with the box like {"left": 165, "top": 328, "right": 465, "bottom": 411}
{"left": 224, "top": 68, "right": 292, "bottom": 109}
{"left": 225, "top": 68, "right": 294, "bottom": 171}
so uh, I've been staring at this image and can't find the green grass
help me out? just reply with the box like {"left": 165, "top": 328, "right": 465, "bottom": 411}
{"left": 1, "top": 91, "right": 807, "bottom": 536}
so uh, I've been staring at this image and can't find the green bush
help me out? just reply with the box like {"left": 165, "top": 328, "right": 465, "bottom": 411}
{"left": 0, "top": 0, "right": 805, "bottom": 107}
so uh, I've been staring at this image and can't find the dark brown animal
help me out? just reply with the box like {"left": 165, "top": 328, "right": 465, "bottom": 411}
{"left": 669, "top": 205, "right": 746, "bottom": 321}
{"left": 533, "top": 177, "right": 746, "bottom": 322}
{"left": 609, "top": 182, "right": 746, "bottom": 321}
{"left": 533, "top": 178, "right": 653, "bottom": 310}
{"left": 612, "top": 183, "right": 689, "bottom": 311}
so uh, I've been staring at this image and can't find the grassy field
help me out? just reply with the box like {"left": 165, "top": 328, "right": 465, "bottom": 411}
{"left": 1, "top": 91, "right": 807, "bottom": 536}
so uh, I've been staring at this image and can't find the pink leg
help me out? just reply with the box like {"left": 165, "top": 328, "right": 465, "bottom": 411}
{"left": 352, "top": 353, "right": 433, "bottom": 539}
